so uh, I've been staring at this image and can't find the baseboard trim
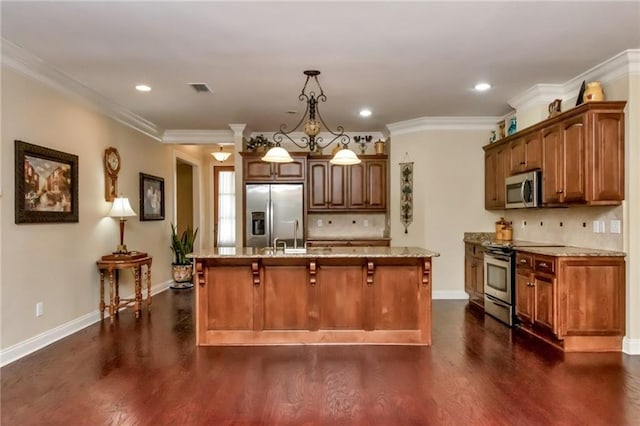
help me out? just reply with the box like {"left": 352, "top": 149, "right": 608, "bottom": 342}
{"left": 433, "top": 290, "right": 469, "bottom": 300}
{"left": 0, "top": 281, "right": 172, "bottom": 367}
{"left": 622, "top": 337, "right": 640, "bottom": 355}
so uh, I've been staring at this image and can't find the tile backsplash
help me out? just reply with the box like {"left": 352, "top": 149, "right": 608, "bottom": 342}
{"left": 504, "top": 206, "right": 623, "bottom": 251}
{"left": 307, "top": 213, "right": 387, "bottom": 239}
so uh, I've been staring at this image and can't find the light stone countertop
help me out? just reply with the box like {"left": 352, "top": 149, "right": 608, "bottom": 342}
{"left": 189, "top": 246, "right": 440, "bottom": 259}
{"left": 463, "top": 232, "right": 495, "bottom": 244}
{"left": 514, "top": 246, "right": 625, "bottom": 257}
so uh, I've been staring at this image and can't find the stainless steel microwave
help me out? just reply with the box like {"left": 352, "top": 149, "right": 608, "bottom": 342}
{"left": 505, "top": 170, "right": 541, "bottom": 209}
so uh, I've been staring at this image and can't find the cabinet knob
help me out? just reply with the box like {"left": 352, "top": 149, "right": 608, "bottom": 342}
{"left": 520, "top": 161, "right": 525, "bottom": 165}
{"left": 556, "top": 188, "right": 563, "bottom": 194}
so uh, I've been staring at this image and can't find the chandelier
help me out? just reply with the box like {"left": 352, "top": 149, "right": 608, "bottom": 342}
{"left": 262, "top": 70, "right": 361, "bottom": 165}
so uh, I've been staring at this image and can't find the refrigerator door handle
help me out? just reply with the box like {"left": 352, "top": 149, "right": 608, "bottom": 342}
{"left": 268, "top": 199, "right": 274, "bottom": 246}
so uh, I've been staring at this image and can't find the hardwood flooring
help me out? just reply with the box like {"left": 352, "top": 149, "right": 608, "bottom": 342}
{"left": 2, "top": 289, "right": 640, "bottom": 425}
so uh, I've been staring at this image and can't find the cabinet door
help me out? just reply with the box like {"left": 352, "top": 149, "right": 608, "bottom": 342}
{"left": 347, "top": 163, "right": 366, "bottom": 208}
{"left": 509, "top": 138, "right": 526, "bottom": 175}
{"left": 473, "top": 255, "right": 484, "bottom": 296}
{"left": 244, "top": 158, "right": 274, "bottom": 181}
{"left": 523, "top": 132, "right": 542, "bottom": 171}
{"left": 366, "top": 160, "right": 387, "bottom": 209}
{"left": 515, "top": 270, "right": 533, "bottom": 324}
{"left": 588, "top": 112, "right": 624, "bottom": 202}
{"left": 562, "top": 115, "right": 586, "bottom": 203}
{"left": 328, "top": 163, "right": 347, "bottom": 208}
{"left": 274, "top": 157, "right": 306, "bottom": 181}
{"left": 308, "top": 160, "right": 328, "bottom": 209}
{"left": 542, "top": 125, "right": 563, "bottom": 204}
{"left": 485, "top": 150, "right": 497, "bottom": 209}
{"left": 533, "top": 275, "right": 556, "bottom": 333}
{"left": 464, "top": 254, "right": 475, "bottom": 295}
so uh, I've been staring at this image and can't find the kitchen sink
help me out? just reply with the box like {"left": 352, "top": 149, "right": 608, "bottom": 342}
{"left": 283, "top": 247, "right": 307, "bottom": 254}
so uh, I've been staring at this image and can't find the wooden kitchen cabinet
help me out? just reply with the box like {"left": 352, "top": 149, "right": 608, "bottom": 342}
{"left": 484, "top": 144, "right": 507, "bottom": 210}
{"left": 307, "top": 156, "right": 387, "bottom": 212}
{"left": 242, "top": 152, "right": 307, "bottom": 182}
{"left": 486, "top": 101, "right": 625, "bottom": 209}
{"left": 509, "top": 132, "right": 541, "bottom": 175}
{"left": 514, "top": 250, "right": 625, "bottom": 352}
{"left": 464, "top": 242, "right": 484, "bottom": 308}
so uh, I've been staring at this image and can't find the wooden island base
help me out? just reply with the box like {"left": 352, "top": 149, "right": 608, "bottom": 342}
{"left": 192, "top": 247, "right": 438, "bottom": 346}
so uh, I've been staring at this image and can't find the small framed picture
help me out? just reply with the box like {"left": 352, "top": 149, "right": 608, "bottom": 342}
{"left": 15, "top": 140, "right": 79, "bottom": 224}
{"left": 139, "top": 173, "right": 165, "bottom": 221}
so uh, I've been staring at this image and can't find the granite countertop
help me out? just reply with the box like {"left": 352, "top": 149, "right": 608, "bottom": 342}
{"left": 189, "top": 246, "right": 440, "bottom": 259}
{"left": 514, "top": 246, "right": 626, "bottom": 257}
{"left": 463, "top": 232, "right": 495, "bottom": 244}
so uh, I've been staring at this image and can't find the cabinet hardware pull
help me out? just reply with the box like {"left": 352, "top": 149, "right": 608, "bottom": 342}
{"left": 520, "top": 259, "right": 527, "bottom": 263}
{"left": 539, "top": 262, "right": 548, "bottom": 268}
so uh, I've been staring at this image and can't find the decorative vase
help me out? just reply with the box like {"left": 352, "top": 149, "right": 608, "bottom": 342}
{"left": 172, "top": 264, "right": 192, "bottom": 283}
{"left": 374, "top": 140, "right": 385, "bottom": 155}
{"left": 583, "top": 81, "right": 604, "bottom": 102}
{"left": 507, "top": 117, "right": 517, "bottom": 135}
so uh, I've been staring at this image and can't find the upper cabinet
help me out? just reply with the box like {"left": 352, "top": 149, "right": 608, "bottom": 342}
{"left": 484, "top": 143, "right": 507, "bottom": 210}
{"left": 242, "top": 152, "right": 307, "bottom": 182}
{"left": 484, "top": 101, "right": 626, "bottom": 210}
{"left": 509, "top": 132, "right": 541, "bottom": 175}
{"left": 307, "top": 156, "right": 387, "bottom": 212}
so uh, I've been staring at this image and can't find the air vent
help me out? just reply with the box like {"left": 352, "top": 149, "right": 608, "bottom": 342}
{"left": 188, "top": 83, "right": 212, "bottom": 93}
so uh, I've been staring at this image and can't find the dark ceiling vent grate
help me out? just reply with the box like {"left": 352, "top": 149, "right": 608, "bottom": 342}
{"left": 189, "top": 83, "right": 212, "bottom": 93}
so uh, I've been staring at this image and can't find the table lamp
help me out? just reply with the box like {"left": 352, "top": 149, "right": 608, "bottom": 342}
{"left": 108, "top": 195, "right": 137, "bottom": 254}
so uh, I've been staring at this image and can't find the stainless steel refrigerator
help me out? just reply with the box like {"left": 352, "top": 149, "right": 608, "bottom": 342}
{"left": 245, "top": 184, "right": 304, "bottom": 248}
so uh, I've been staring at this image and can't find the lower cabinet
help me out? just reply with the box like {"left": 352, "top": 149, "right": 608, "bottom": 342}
{"left": 515, "top": 251, "right": 625, "bottom": 352}
{"left": 194, "top": 255, "right": 432, "bottom": 345}
{"left": 464, "top": 243, "right": 484, "bottom": 308}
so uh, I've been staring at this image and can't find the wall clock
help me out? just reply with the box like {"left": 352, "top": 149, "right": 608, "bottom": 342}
{"left": 104, "top": 147, "right": 121, "bottom": 201}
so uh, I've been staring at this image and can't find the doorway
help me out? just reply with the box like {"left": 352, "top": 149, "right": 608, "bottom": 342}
{"left": 176, "top": 159, "right": 193, "bottom": 235}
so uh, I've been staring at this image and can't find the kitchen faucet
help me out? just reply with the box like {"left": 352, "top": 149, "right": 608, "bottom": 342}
{"left": 273, "top": 237, "right": 286, "bottom": 251}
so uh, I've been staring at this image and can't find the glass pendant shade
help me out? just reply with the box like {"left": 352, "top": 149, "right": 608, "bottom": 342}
{"left": 211, "top": 147, "right": 231, "bottom": 162}
{"left": 330, "top": 148, "right": 361, "bottom": 165}
{"left": 262, "top": 146, "right": 294, "bottom": 163}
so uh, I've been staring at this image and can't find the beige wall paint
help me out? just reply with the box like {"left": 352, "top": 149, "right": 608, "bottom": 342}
{"left": 1, "top": 67, "right": 175, "bottom": 349}
{"left": 388, "top": 129, "right": 501, "bottom": 295}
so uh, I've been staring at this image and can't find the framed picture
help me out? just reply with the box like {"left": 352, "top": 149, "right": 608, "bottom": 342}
{"left": 15, "top": 140, "right": 79, "bottom": 224}
{"left": 139, "top": 173, "right": 165, "bottom": 221}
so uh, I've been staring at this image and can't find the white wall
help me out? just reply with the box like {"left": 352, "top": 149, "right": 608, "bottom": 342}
{"left": 388, "top": 128, "right": 500, "bottom": 297}
{"left": 1, "top": 67, "right": 175, "bottom": 351}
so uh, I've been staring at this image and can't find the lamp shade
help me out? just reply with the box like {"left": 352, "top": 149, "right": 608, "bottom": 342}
{"left": 330, "top": 148, "right": 361, "bottom": 165}
{"left": 108, "top": 196, "right": 137, "bottom": 218}
{"left": 262, "top": 146, "right": 294, "bottom": 163}
{"left": 211, "top": 147, "right": 232, "bottom": 162}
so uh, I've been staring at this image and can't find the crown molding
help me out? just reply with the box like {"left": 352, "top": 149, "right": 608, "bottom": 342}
{"left": 162, "top": 129, "right": 234, "bottom": 144}
{"left": 507, "top": 84, "right": 564, "bottom": 112}
{"left": 1, "top": 38, "right": 164, "bottom": 141}
{"left": 386, "top": 116, "right": 500, "bottom": 136}
{"left": 508, "top": 49, "right": 640, "bottom": 112}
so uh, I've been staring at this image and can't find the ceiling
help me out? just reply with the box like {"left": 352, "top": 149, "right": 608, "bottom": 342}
{"left": 2, "top": 1, "right": 639, "bottom": 135}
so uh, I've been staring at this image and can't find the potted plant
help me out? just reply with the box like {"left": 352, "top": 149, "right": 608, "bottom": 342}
{"left": 170, "top": 224, "right": 198, "bottom": 289}
{"left": 246, "top": 134, "right": 273, "bottom": 153}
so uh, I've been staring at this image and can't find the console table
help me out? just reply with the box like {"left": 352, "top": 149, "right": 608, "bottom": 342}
{"left": 96, "top": 252, "right": 152, "bottom": 323}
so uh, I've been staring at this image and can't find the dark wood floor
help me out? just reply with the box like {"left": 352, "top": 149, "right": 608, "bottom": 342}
{"left": 2, "top": 289, "right": 640, "bottom": 425}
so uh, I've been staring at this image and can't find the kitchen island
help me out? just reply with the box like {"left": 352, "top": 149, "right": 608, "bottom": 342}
{"left": 189, "top": 246, "right": 439, "bottom": 346}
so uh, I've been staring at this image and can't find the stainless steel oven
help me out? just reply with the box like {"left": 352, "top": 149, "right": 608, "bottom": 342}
{"left": 483, "top": 246, "right": 515, "bottom": 326}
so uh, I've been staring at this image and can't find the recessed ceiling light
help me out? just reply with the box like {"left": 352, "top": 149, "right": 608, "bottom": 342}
{"left": 474, "top": 82, "right": 491, "bottom": 92}
{"left": 359, "top": 109, "right": 372, "bottom": 117}
{"left": 136, "top": 84, "right": 151, "bottom": 92}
